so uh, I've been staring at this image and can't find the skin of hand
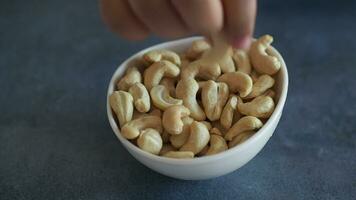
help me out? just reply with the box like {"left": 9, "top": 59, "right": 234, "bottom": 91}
{"left": 100, "top": 0, "right": 257, "bottom": 49}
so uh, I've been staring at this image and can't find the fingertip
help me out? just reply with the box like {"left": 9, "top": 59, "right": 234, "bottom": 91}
{"left": 231, "top": 35, "right": 252, "bottom": 49}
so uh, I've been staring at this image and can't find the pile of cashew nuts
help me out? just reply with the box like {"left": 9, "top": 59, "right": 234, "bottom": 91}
{"left": 110, "top": 35, "right": 281, "bottom": 159}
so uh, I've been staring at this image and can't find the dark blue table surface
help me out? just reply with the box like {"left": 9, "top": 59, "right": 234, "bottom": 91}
{"left": 1, "top": 0, "right": 355, "bottom": 199}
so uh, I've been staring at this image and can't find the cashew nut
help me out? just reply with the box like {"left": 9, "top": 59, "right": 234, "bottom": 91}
{"left": 238, "top": 96, "right": 275, "bottom": 118}
{"left": 137, "top": 128, "right": 162, "bottom": 155}
{"left": 181, "top": 60, "right": 221, "bottom": 80}
{"left": 109, "top": 91, "right": 134, "bottom": 127}
{"left": 245, "top": 75, "right": 275, "bottom": 99}
{"left": 186, "top": 39, "right": 211, "bottom": 60}
{"left": 220, "top": 95, "right": 239, "bottom": 130}
{"left": 201, "top": 80, "right": 229, "bottom": 121}
{"left": 163, "top": 151, "right": 194, "bottom": 159}
{"left": 117, "top": 66, "right": 142, "bottom": 91}
{"left": 132, "top": 106, "right": 161, "bottom": 120}
{"left": 144, "top": 60, "right": 180, "bottom": 90}
{"left": 176, "top": 78, "right": 206, "bottom": 121}
{"left": 150, "top": 85, "right": 182, "bottom": 110}
{"left": 233, "top": 49, "right": 251, "bottom": 74}
{"left": 143, "top": 49, "right": 181, "bottom": 66}
{"left": 159, "top": 144, "right": 176, "bottom": 156}
{"left": 205, "top": 135, "right": 228, "bottom": 156}
{"left": 162, "top": 105, "right": 190, "bottom": 135}
{"left": 217, "top": 72, "right": 253, "bottom": 97}
{"left": 224, "top": 116, "right": 263, "bottom": 141}
{"left": 228, "top": 131, "right": 255, "bottom": 148}
{"left": 249, "top": 35, "right": 281, "bottom": 75}
{"left": 169, "top": 117, "right": 194, "bottom": 148}
{"left": 121, "top": 115, "right": 162, "bottom": 139}
{"left": 159, "top": 77, "right": 177, "bottom": 97}
{"left": 128, "top": 83, "right": 150, "bottom": 113}
{"left": 180, "top": 121, "right": 210, "bottom": 154}
{"left": 210, "top": 127, "right": 223, "bottom": 136}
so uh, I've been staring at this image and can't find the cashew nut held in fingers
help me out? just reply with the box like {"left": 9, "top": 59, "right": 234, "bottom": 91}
{"left": 201, "top": 80, "right": 229, "bottom": 121}
{"left": 228, "top": 131, "right": 255, "bottom": 148}
{"left": 143, "top": 49, "right": 181, "bottom": 66}
{"left": 249, "top": 35, "right": 281, "bottom": 75}
{"left": 225, "top": 116, "right": 263, "bottom": 141}
{"left": 180, "top": 121, "right": 210, "bottom": 154}
{"left": 150, "top": 85, "right": 182, "bottom": 110}
{"left": 109, "top": 91, "right": 134, "bottom": 127}
{"left": 170, "top": 117, "right": 193, "bottom": 148}
{"left": 159, "top": 77, "right": 177, "bottom": 97}
{"left": 233, "top": 49, "right": 251, "bottom": 74}
{"left": 205, "top": 135, "right": 228, "bottom": 156}
{"left": 144, "top": 60, "right": 180, "bottom": 90}
{"left": 163, "top": 151, "right": 194, "bottom": 159}
{"left": 117, "top": 66, "right": 142, "bottom": 91}
{"left": 162, "top": 105, "right": 190, "bottom": 135}
{"left": 121, "top": 116, "right": 162, "bottom": 139}
{"left": 238, "top": 96, "right": 275, "bottom": 118}
{"left": 245, "top": 75, "right": 275, "bottom": 99}
{"left": 176, "top": 78, "right": 206, "bottom": 121}
{"left": 128, "top": 83, "right": 150, "bottom": 113}
{"left": 217, "top": 72, "right": 253, "bottom": 97}
{"left": 137, "top": 128, "right": 162, "bottom": 155}
{"left": 220, "top": 95, "right": 239, "bottom": 130}
{"left": 185, "top": 39, "right": 211, "bottom": 60}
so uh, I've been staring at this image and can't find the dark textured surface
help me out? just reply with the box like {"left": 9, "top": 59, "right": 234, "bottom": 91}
{"left": 1, "top": 0, "right": 356, "bottom": 199}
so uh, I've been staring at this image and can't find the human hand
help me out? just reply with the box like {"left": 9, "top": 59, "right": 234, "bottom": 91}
{"left": 100, "top": 0, "right": 256, "bottom": 49}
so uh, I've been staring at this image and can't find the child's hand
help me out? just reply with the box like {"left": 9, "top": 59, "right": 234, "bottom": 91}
{"left": 100, "top": 0, "right": 256, "bottom": 49}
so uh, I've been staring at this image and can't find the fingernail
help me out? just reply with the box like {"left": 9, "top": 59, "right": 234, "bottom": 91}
{"left": 232, "top": 35, "right": 251, "bottom": 49}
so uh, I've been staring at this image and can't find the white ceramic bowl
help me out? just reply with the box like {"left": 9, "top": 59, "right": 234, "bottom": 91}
{"left": 107, "top": 37, "right": 288, "bottom": 180}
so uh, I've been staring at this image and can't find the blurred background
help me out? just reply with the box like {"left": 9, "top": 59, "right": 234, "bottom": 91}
{"left": 0, "top": 0, "right": 355, "bottom": 199}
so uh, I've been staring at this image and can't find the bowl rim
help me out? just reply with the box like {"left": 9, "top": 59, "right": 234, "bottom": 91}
{"left": 107, "top": 36, "right": 289, "bottom": 165}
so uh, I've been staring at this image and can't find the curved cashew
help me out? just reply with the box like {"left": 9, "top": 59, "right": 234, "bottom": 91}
{"left": 245, "top": 75, "right": 275, "bottom": 99}
{"left": 181, "top": 61, "right": 221, "bottom": 80}
{"left": 109, "top": 91, "right": 134, "bottom": 127}
{"left": 128, "top": 83, "right": 150, "bottom": 113}
{"left": 217, "top": 72, "right": 253, "bottom": 97}
{"left": 210, "top": 127, "right": 222, "bottom": 136}
{"left": 159, "top": 144, "right": 176, "bottom": 156}
{"left": 144, "top": 60, "right": 180, "bottom": 90}
{"left": 186, "top": 39, "right": 211, "bottom": 60}
{"left": 162, "top": 105, "right": 190, "bottom": 135}
{"left": 233, "top": 49, "right": 251, "bottom": 74}
{"left": 176, "top": 78, "right": 206, "bottom": 121}
{"left": 220, "top": 95, "right": 239, "bottom": 130}
{"left": 163, "top": 151, "right": 194, "bottom": 159}
{"left": 201, "top": 80, "right": 229, "bottom": 121}
{"left": 132, "top": 106, "right": 161, "bottom": 120}
{"left": 228, "top": 131, "right": 255, "bottom": 148}
{"left": 205, "top": 135, "right": 228, "bottom": 156}
{"left": 117, "top": 66, "right": 142, "bottom": 91}
{"left": 249, "top": 35, "right": 281, "bottom": 75}
{"left": 121, "top": 115, "right": 162, "bottom": 139}
{"left": 143, "top": 49, "right": 181, "bottom": 66}
{"left": 238, "top": 96, "right": 275, "bottom": 118}
{"left": 170, "top": 117, "right": 194, "bottom": 148}
{"left": 150, "top": 85, "right": 182, "bottom": 110}
{"left": 137, "top": 128, "right": 162, "bottom": 155}
{"left": 159, "top": 77, "right": 177, "bottom": 97}
{"left": 180, "top": 121, "right": 210, "bottom": 154}
{"left": 224, "top": 116, "right": 263, "bottom": 141}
